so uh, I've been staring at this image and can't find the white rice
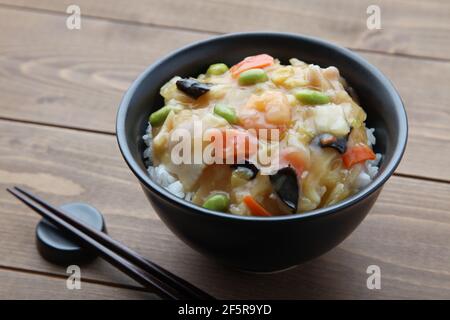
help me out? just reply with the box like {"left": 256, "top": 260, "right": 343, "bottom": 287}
{"left": 366, "top": 127, "right": 376, "bottom": 147}
{"left": 148, "top": 164, "right": 176, "bottom": 187}
{"left": 143, "top": 122, "right": 381, "bottom": 198}
{"left": 355, "top": 128, "right": 382, "bottom": 188}
{"left": 143, "top": 122, "right": 193, "bottom": 200}
{"left": 142, "top": 123, "right": 153, "bottom": 167}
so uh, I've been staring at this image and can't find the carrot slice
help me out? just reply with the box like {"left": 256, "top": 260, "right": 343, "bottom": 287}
{"left": 212, "top": 128, "right": 258, "bottom": 162}
{"left": 342, "top": 144, "right": 376, "bottom": 168}
{"left": 230, "top": 54, "right": 274, "bottom": 78}
{"left": 243, "top": 195, "right": 272, "bottom": 217}
{"left": 282, "top": 150, "right": 306, "bottom": 175}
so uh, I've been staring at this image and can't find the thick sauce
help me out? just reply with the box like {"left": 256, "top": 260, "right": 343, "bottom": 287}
{"left": 149, "top": 56, "right": 376, "bottom": 216}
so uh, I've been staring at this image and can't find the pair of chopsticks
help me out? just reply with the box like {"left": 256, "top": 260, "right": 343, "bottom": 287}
{"left": 7, "top": 186, "right": 215, "bottom": 300}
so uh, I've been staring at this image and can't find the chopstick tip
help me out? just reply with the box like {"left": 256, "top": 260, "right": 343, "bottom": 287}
{"left": 6, "top": 187, "right": 20, "bottom": 200}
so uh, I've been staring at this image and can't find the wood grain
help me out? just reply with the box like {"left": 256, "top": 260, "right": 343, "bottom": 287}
{"left": 0, "top": 119, "right": 449, "bottom": 299}
{"left": 0, "top": 7, "right": 448, "bottom": 181}
{"left": 0, "top": 6, "right": 208, "bottom": 133}
{"left": 0, "top": 1, "right": 449, "bottom": 300}
{"left": 1, "top": 0, "right": 450, "bottom": 60}
{"left": 0, "top": 268, "right": 156, "bottom": 299}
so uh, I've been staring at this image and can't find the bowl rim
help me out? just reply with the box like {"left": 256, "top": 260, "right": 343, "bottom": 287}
{"left": 116, "top": 31, "right": 408, "bottom": 222}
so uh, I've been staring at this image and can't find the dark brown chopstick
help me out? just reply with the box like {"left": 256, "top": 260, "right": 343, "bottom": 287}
{"left": 12, "top": 186, "right": 213, "bottom": 300}
{"left": 7, "top": 187, "right": 214, "bottom": 300}
{"left": 7, "top": 188, "right": 177, "bottom": 300}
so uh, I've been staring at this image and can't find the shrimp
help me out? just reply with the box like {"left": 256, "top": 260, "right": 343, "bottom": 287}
{"left": 238, "top": 91, "right": 291, "bottom": 140}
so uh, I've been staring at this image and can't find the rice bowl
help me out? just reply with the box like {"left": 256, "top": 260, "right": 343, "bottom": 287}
{"left": 116, "top": 32, "right": 407, "bottom": 271}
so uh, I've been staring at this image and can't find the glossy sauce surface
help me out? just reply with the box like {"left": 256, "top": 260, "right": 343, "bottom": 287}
{"left": 151, "top": 57, "right": 375, "bottom": 215}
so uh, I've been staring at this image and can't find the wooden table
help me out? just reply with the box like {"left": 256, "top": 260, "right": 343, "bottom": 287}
{"left": 0, "top": 0, "right": 449, "bottom": 299}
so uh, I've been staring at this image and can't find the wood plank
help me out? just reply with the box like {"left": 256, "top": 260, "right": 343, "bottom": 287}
{"left": 0, "top": 7, "right": 448, "bottom": 180}
{"left": 0, "top": 6, "right": 208, "bottom": 133}
{"left": 0, "top": 119, "right": 449, "bottom": 299}
{"left": 1, "top": 0, "right": 450, "bottom": 60}
{"left": 0, "top": 268, "right": 156, "bottom": 299}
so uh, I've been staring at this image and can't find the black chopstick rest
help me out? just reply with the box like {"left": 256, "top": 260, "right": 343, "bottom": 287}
{"left": 36, "top": 202, "right": 107, "bottom": 265}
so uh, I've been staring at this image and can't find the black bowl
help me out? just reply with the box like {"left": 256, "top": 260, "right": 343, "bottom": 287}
{"left": 116, "top": 32, "right": 408, "bottom": 272}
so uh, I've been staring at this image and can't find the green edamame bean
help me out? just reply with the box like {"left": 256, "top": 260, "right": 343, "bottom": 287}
{"left": 213, "top": 104, "right": 238, "bottom": 124}
{"left": 206, "top": 63, "right": 229, "bottom": 76}
{"left": 202, "top": 193, "right": 230, "bottom": 212}
{"left": 294, "top": 89, "right": 330, "bottom": 105}
{"left": 238, "top": 69, "right": 268, "bottom": 85}
{"left": 149, "top": 106, "right": 171, "bottom": 126}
